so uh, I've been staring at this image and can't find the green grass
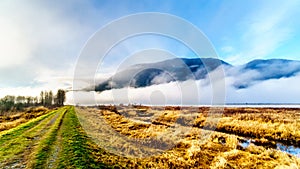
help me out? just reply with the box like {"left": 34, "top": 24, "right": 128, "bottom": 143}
{"left": 56, "top": 106, "right": 108, "bottom": 169}
{"left": 31, "top": 107, "right": 67, "bottom": 168}
{"left": 0, "top": 106, "right": 112, "bottom": 168}
{"left": 0, "top": 109, "right": 55, "bottom": 141}
{"left": 0, "top": 109, "right": 57, "bottom": 162}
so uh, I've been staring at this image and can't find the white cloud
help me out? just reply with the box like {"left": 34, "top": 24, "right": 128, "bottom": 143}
{"left": 223, "top": 1, "right": 300, "bottom": 65}
{"left": 0, "top": 1, "right": 100, "bottom": 88}
{"left": 69, "top": 74, "right": 300, "bottom": 105}
{"left": 226, "top": 74, "right": 300, "bottom": 103}
{"left": 0, "top": 16, "right": 32, "bottom": 68}
{"left": 151, "top": 72, "right": 174, "bottom": 85}
{"left": 0, "top": 87, "right": 42, "bottom": 98}
{"left": 221, "top": 46, "right": 234, "bottom": 53}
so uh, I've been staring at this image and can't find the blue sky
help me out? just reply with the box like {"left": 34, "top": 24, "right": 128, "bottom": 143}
{"left": 88, "top": 0, "right": 300, "bottom": 64}
{"left": 1, "top": 0, "right": 300, "bottom": 103}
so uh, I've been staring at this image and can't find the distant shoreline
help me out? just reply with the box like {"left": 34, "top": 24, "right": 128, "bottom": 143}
{"left": 74, "top": 103, "right": 300, "bottom": 108}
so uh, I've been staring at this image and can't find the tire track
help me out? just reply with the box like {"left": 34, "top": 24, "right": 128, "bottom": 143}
{"left": 0, "top": 110, "right": 59, "bottom": 168}
{"left": 47, "top": 123, "right": 63, "bottom": 169}
{"left": 28, "top": 108, "right": 67, "bottom": 169}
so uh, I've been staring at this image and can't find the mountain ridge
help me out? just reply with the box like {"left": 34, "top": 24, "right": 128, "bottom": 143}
{"left": 95, "top": 58, "right": 300, "bottom": 92}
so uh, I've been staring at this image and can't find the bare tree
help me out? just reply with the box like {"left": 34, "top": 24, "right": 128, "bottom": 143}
{"left": 33, "top": 97, "right": 38, "bottom": 106}
{"left": 49, "top": 91, "right": 53, "bottom": 106}
{"left": 40, "top": 91, "right": 44, "bottom": 105}
{"left": 56, "top": 89, "right": 66, "bottom": 106}
{"left": 26, "top": 96, "right": 33, "bottom": 106}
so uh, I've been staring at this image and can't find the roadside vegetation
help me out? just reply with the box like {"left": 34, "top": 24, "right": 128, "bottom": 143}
{"left": 0, "top": 89, "right": 66, "bottom": 132}
{"left": 0, "top": 107, "right": 49, "bottom": 132}
{"left": 0, "top": 89, "right": 66, "bottom": 115}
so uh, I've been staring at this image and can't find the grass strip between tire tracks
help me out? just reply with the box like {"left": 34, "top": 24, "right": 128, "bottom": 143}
{"left": 57, "top": 106, "right": 109, "bottom": 169}
{"left": 30, "top": 107, "right": 68, "bottom": 168}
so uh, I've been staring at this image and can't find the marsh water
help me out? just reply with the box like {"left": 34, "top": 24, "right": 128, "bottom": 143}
{"left": 122, "top": 106, "right": 300, "bottom": 158}
{"left": 239, "top": 138, "right": 300, "bottom": 158}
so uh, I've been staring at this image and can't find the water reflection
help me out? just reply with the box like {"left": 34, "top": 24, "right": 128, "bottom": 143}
{"left": 239, "top": 138, "right": 300, "bottom": 158}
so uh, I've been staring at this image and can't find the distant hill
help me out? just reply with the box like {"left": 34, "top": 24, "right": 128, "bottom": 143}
{"left": 95, "top": 58, "right": 230, "bottom": 92}
{"left": 95, "top": 58, "right": 300, "bottom": 92}
{"left": 233, "top": 59, "right": 300, "bottom": 89}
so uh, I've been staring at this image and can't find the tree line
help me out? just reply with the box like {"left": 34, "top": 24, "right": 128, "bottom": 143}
{"left": 0, "top": 89, "right": 66, "bottom": 113}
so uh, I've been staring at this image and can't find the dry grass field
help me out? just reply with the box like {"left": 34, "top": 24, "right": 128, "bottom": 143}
{"left": 0, "top": 107, "right": 49, "bottom": 132}
{"left": 1, "top": 105, "right": 299, "bottom": 168}
{"left": 75, "top": 105, "right": 300, "bottom": 168}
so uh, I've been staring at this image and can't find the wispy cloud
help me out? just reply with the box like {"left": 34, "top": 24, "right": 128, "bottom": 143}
{"left": 0, "top": 1, "right": 100, "bottom": 89}
{"left": 223, "top": 1, "right": 300, "bottom": 65}
{"left": 221, "top": 46, "right": 234, "bottom": 53}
